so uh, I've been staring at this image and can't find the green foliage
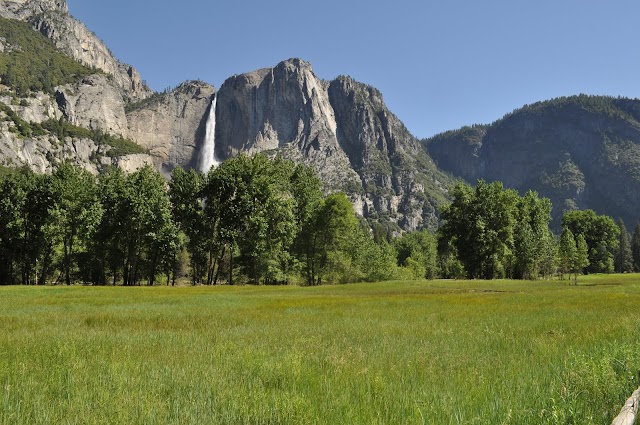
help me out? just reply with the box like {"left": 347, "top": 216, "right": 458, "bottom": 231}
{"left": 49, "top": 162, "right": 102, "bottom": 285}
{"left": 0, "top": 16, "right": 96, "bottom": 95}
{"left": 499, "top": 94, "right": 640, "bottom": 128}
{"left": 40, "top": 118, "right": 148, "bottom": 157}
{"left": 0, "top": 164, "right": 179, "bottom": 286}
{"left": 307, "top": 193, "right": 362, "bottom": 284}
{"left": 632, "top": 223, "right": 640, "bottom": 272}
{"left": 538, "top": 230, "right": 559, "bottom": 279}
{"left": 91, "top": 129, "right": 149, "bottom": 157}
{"left": 92, "top": 167, "right": 129, "bottom": 285}
{"left": 165, "top": 154, "right": 390, "bottom": 286}
{"left": 539, "top": 157, "right": 586, "bottom": 194}
{"left": 0, "top": 167, "right": 55, "bottom": 284}
{"left": 394, "top": 229, "right": 438, "bottom": 279}
{"left": 573, "top": 234, "right": 589, "bottom": 283}
{"left": 439, "top": 180, "right": 518, "bottom": 279}
{"left": 558, "top": 227, "right": 577, "bottom": 279}
{"left": 354, "top": 236, "right": 397, "bottom": 282}
{"left": 202, "top": 154, "right": 297, "bottom": 285}
{"left": 614, "top": 219, "right": 633, "bottom": 273}
{"left": 513, "top": 191, "right": 554, "bottom": 279}
{"left": 558, "top": 227, "right": 590, "bottom": 283}
{"left": 439, "top": 181, "right": 558, "bottom": 280}
{"left": 119, "top": 165, "right": 178, "bottom": 286}
{"left": 124, "top": 91, "right": 166, "bottom": 113}
{"left": 169, "top": 167, "right": 207, "bottom": 285}
{"left": 1, "top": 153, "right": 630, "bottom": 284}
{"left": 563, "top": 209, "right": 619, "bottom": 274}
{"left": 0, "top": 101, "right": 41, "bottom": 137}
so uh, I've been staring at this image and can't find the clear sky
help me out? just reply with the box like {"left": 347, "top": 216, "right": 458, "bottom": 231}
{"left": 65, "top": 0, "right": 640, "bottom": 139}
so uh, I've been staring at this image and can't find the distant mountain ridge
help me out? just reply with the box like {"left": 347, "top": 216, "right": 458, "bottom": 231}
{"left": 426, "top": 95, "right": 640, "bottom": 227}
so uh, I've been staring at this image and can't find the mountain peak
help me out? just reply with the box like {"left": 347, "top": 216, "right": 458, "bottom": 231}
{"left": 0, "top": 0, "right": 67, "bottom": 20}
{"left": 276, "top": 57, "right": 313, "bottom": 69}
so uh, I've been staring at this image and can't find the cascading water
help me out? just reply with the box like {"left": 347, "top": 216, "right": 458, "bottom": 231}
{"left": 198, "top": 94, "right": 219, "bottom": 173}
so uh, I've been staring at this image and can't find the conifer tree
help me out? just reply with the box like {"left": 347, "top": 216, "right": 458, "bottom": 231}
{"left": 614, "top": 218, "right": 633, "bottom": 273}
{"left": 573, "top": 234, "right": 589, "bottom": 284}
{"left": 631, "top": 223, "right": 640, "bottom": 272}
{"left": 558, "top": 227, "right": 576, "bottom": 280}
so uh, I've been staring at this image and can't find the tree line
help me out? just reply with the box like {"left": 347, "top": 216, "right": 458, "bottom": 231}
{"left": 0, "top": 156, "right": 400, "bottom": 286}
{"left": 438, "top": 180, "right": 640, "bottom": 281}
{"left": 1, "top": 159, "right": 639, "bottom": 286}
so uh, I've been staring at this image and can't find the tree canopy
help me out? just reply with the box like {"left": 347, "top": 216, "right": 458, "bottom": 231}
{"left": 0, "top": 161, "right": 632, "bottom": 286}
{"left": 562, "top": 209, "right": 619, "bottom": 274}
{"left": 438, "top": 180, "right": 553, "bottom": 280}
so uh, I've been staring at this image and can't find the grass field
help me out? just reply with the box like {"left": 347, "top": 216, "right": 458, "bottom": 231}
{"left": 1, "top": 275, "right": 640, "bottom": 424}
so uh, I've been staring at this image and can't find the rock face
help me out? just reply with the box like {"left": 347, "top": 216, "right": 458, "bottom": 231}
{"left": 327, "top": 75, "right": 452, "bottom": 230}
{"left": 126, "top": 81, "right": 216, "bottom": 175}
{"left": 216, "top": 59, "right": 358, "bottom": 191}
{"left": 0, "top": 112, "right": 153, "bottom": 175}
{"left": 0, "top": 0, "right": 151, "bottom": 100}
{"left": 426, "top": 95, "right": 640, "bottom": 227}
{"left": 216, "top": 59, "right": 453, "bottom": 231}
{"left": 55, "top": 74, "right": 129, "bottom": 136}
{"left": 0, "top": 0, "right": 67, "bottom": 20}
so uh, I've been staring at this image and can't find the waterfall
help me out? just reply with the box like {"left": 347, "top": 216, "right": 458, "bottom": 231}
{"left": 199, "top": 94, "right": 219, "bottom": 173}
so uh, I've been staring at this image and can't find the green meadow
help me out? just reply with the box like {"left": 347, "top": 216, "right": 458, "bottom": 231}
{"left": 1, "top": 275, "right": 640, "bottom": 424}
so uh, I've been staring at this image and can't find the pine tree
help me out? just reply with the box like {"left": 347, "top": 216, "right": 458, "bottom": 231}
{"left": 615, "top": 219, "right": 633, "bottom": 273}
{"left": 573, "top": 234, "right": 589, "bottom": 284}
{"left": 558, "top": 227, "right": 576, "bottom": 280}
{"left": 632, "top": 223, "right": 640, "bottom": 272}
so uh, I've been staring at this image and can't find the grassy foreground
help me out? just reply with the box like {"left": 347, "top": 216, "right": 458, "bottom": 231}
{"left": 1, "top": 275, "right": 640, "bottom": 424}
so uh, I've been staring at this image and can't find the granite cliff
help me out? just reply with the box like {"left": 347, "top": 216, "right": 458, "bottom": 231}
{"left": 0, "top": 0, "right": 215, "bottom": 175}
{"left": 216, "top": 59, "right": 453, "bottom": 231}
{"left": 126, "top": 81, "right": 215, "bottom": 175}
{"left": 0, "top": 0, "right": 150, "bottom": 100}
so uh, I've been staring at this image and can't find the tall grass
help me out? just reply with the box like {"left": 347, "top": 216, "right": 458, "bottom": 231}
{"left": 1, "top": 275, "right": 639, "bottom": 424}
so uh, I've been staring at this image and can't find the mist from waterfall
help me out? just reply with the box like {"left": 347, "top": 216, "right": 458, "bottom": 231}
{"left": 199, "top": 94, "right": 219, "bottom": 173}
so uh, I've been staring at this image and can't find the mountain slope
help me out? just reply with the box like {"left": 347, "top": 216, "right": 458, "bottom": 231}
{"left": 0, "top": 3, "right": 212, "bottom": 174}
{"left": 426, "top": 95, "right": 640, "bottom": 226}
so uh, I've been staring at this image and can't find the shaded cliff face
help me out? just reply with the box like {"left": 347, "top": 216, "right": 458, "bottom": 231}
{"left": 327, "top": 76, "right": 453, "bottom": 230}
{"left": 426, "top": 96, "right": 640, "bottom": 226}
{"left": 126, "top": 81, "right": 216, "bottom": 176}
{"left": 216, "top": 59, "right": 454, "bottom": 231}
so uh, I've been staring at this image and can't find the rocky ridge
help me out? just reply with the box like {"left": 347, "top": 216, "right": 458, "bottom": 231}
{"left": 216, "top": 59, "right": 454, "bottom": 231}
{"left": 0, "top": 0, "right": 151, "bottom": 100}
{"left": 426, "top": 95, "right": 640, "bottom": 227}
{"left": 0, "top": 0, "right": 215, "bottom": 175}
{"left": 0, "top": 0, "right": 455, "bottom": 231}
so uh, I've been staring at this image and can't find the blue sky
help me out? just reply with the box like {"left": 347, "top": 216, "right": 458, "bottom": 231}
{"left": 66, "top": 0, "right": 640, "bottom": 139}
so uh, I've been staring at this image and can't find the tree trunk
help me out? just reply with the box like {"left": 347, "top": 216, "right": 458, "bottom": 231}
{"left": 63, "top": 238, "right": 71, "bottom": 285}
{"left": 229, "top": 245, "right": 233, "bottom": 286}
{"left": 213, "top": 245, "right": 225, "bottom": 285}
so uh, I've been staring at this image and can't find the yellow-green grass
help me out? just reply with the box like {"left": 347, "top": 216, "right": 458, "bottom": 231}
{"left": 1, "top": 275, "right": 640, "bottom": 424}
